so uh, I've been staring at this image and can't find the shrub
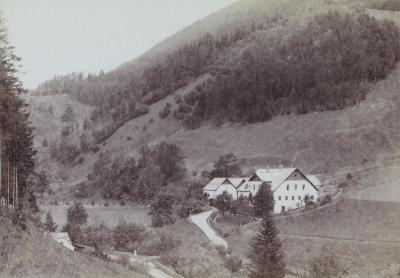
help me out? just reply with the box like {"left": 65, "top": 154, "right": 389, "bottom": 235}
{"left": 159, "top": 104, "right": 171, "bottom": 119}
{"left": 74, "top": 182, "right": 93, "bottom": 199}
{"left": 42, "top": 138, "right": 49, "bottom": 147}
{"left": 338, "top": 181, "right": 349, "bottom": 188}
{"left": 113, "top": 220, "right": 146, "bottom": 250}
{"left": 120, "top": 200, "right": 126, "bottom": 206}
{"left": 104, "top": 202, "right": 110, "bottom": 207}
{"left": 319, "top": 194, "right": 332, "bottom": 206}
{"left": 346, "top": 173, "right": 353, "bottom": 180}
{"left": 307, "top": 254, "right": 347, "bottom": 278}
{"left": 91, "top": 200, "right": 95, "bottom": 206}
{"left": 215, "top": 245, "right": 230, "bottom": 256}
{"left": 224, "top": 255, "right": 242, "bottom": 273}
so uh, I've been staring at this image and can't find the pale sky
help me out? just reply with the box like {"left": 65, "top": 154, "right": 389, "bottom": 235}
{"left": 1, "top": 0, "right": 236, "bottom": 89}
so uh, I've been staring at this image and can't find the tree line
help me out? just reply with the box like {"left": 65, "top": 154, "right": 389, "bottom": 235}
{"left": 370, "top": 0, "right": 400, "bottom": 11}
{"left": 0, "top": 16, "right": 37, "bottom": 213}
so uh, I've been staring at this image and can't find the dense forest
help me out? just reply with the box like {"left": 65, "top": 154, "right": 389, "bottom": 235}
{"left": 0, "top": 17, "right": 37, "bottom": 210}
{"left": 35, "top": 12, "right": 400, "bottom": 131}
{"left": 370, "top": 0, "right": 400, "bottom": 11}
{"left": 74, "top": 142, "right": 186, "bottom": 201}
{"left": 182, "top": 12, "right": 400, "bottom": 126}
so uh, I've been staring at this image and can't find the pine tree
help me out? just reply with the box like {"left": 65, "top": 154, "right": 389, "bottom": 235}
{"left": 248, "top": 213, "right": 286, "bottom": 278}
{"left": 44, "top": 211, "right": 57, "bottom": 232}
{"left": 248, "top": 186, "right": 285, "bottom": 278}
{"left": 61, "top": 105, "right": 75, "bottom": 123}
{"left": 0, "top": 16, "right": 37, "bottom": 209}
{"left": 253, "top": 182, "right": 275, "bottom": 218}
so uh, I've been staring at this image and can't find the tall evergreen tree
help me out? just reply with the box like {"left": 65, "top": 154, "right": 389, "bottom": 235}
{"left": 44, "top": 211, "right": 57, "bottom": 232}
{"left": 253, "top": 182, "right": 275, "bottom": 218}
{"left": 0, "top": 16, "right": 37, "bottom": 209}
{"left": 248, "top": 186, "right": 285, "bottom": 278}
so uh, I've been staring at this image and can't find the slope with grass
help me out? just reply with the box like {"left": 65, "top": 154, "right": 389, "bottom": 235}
{"left": 220, "top": 198, "right": 400, "bottom": 275}
{"left": 0, "top": 217, "right": 146, "bottom": 278}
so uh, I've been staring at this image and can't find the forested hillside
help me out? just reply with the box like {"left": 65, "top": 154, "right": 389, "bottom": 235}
{"left": 35, "top": 7, "right": 400, "bottom": 131}
{"left": 27, "top": 0, "right": 400, "bottom": 200}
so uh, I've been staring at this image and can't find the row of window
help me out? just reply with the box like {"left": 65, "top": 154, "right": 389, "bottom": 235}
{"left": 287, "top": 184, "right": 306, "bottom": 191}
{"left": 278, "top": 195, "right": 314, "bottom": 201}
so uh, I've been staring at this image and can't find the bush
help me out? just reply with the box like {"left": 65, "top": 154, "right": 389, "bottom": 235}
{"left": 215, "top": 245, "right": 230, "bottom": 256}
{"left": 73, "top": 182, "right": 93, "bottom": 199}
{"left": 113, "top": 220, "right": 146, "bottom": 250}
{"left": 42, "top": 138, "right": 49, "bottom": 147}
{"left": 338, "top": 181, "right": 349, "bottom": 188}
{"left": 159, "top": 104, "right": 171, "bottom": 119}
{"left": 319, "top": 194, "right": 332, "bottom": 206}
{"left": 104, "top": 202, "right": 110, "bottom": 207}
{"left": 307, "top": 254, "right": 347, "bottom": 278}
{"left": 120, "top": 200, "right": 126, "bottom": 206}
{"left": 91, "top": 200, "right": 95, "bottom": 206}
{"left": 224, "top": 255, "right": 242, "bottom": 273}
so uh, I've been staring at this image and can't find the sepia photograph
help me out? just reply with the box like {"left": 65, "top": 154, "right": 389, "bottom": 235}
{"left": 1, "top": 0, "right": 400, "bottom": 277}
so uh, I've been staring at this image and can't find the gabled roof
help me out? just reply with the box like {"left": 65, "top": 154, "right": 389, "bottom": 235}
{"left": 203, "top": 178, "right": 226, "bottom": 191}
{"left": 49, "top": 232, "right": 75, "bottom": 251}
{"left": 255, "top": 168, "right": 297, "bottom": 191}
{"left": 203, "top": 177, "right": 246, "bottom": 191}
{"left": 228, "top": 178, "right": 246, "bottom": 188}
{"left": 306, "top": 175, "right": 322, "bottom": 186}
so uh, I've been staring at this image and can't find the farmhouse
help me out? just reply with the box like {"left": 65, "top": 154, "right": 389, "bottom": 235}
{"left": 203, "top": 166, "right": 320, "bottom": 214}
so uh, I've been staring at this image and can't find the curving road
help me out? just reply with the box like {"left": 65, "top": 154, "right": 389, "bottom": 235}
{"left": 190, "top": 209, "right": 228, "bottom": 248}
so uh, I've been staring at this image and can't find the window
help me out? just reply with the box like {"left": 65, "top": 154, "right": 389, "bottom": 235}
{"left": 298, "top": 196, "right": 301, "bottom": 200}
{"left": 292, "top": 196, "right": 295, "bottom": 201}
{"left": 295, "top": 184, "right": 298, "bottom": 190}
{"left": 311, "top": 195, "right": 314, "bottom": 200}
{"left": 253, "top": 185, "right": 255, "bottom": 190}
{"left": 278, "top": 196, "right": 282, "bottom": 201}
{"left": 302, "top": 184, "right": 305, "bottom": 190}
{"left": 285, "top": 196, "right": 288, "bottom": 201}
{"left": 287, "top": 184, "right": 289, "bottom": 191}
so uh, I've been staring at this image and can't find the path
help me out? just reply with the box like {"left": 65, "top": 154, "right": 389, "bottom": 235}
{"left": 108, "top": 252, "right": 183, "bottom": 278}
{"left": 148, "top": 262, "right": 174, "bottom": 278}
{"left": 190, "top": 209, "right": 228, "bottom": 248}
{"left": 279, "top": 232, "right": 400, "bottom": 245}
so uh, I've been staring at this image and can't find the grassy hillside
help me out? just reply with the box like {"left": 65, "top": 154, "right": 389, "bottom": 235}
{"left": 0, "top": 217, "right": 145, "bottom": 278}
{"left": 218, "top": 199, "right": 400, "bottom": 275}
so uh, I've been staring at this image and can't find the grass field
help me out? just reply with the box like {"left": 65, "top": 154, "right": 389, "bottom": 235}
{"left": 216, "top": 199, "right": 400, "bottom": 275}
{"left": 39, "top": 203, "right": 151, "bottom": 230}
{"left": 0, "top": 217, "right": 146, "bottom": 278}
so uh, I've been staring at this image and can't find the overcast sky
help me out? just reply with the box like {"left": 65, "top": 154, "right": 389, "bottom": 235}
{"left": 2, "top": 0, "right": 236, "bottom": 89}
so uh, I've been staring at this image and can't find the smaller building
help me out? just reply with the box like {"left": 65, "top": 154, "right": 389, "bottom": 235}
{"left": 49, "top": 232, "right": 76, "bottom": 251}
{"left": 203, "top": 177, "right": 247, "bottom": 200}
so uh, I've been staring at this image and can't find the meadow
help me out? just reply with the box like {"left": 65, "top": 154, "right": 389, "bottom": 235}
{"left": 215, "top": 198, "right": 400, "bottom": 276}
{"left": 39, "top": 203, "right": 151, "bottom": 230}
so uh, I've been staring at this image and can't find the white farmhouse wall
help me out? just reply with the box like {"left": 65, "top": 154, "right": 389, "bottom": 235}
{"left": 215, "top": 182, "right": 238, "bottom": 200}
{"left": 273, "top": 179, "right": 318, "bottom": 214}
{"left": 204, "top": 190, "right": 217, "bottom": 199}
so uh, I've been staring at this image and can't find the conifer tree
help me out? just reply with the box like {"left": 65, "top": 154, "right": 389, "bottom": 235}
{"left": 44, "top": 211, "right": 57, "bottom": 232}
{"left": 248, "top": 186, "right": 285, "bottom": 278}
{"left": 253, "top": 182, "right": 274, "bottom": 218}
{"left": 0, "top": 16, "right": 37, "bottom": 209}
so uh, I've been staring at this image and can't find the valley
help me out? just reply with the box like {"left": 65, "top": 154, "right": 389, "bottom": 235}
{"left": 2, "top": 0, "right": 400, "bottom": 277}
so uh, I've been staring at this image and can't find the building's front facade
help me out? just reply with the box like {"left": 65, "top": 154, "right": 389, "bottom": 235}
{"left": 204, "top": 167, "right": 320, "bottom": 214}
